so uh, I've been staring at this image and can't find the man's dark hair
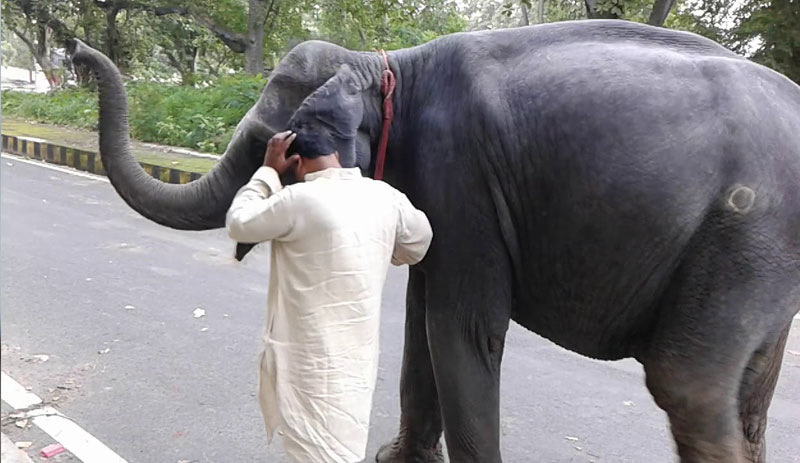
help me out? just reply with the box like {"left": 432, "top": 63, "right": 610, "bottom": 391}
{"left": 287, "top": 120, "right": 338, "bottom": 159}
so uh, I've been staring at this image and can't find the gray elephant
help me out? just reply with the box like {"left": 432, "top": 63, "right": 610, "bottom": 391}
{"left": 70, "top": 19, "right": 799, "bottom": 463}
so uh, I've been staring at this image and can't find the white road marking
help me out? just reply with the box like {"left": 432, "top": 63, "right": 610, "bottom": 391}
{"left": 0, "top": 372, "right": 42, "bottom": 409}
{"left": 1, "top": 152, "right": 109, "bottom": 183}
{"left": 1, "top": 372, "right": 127, "bottom": 463}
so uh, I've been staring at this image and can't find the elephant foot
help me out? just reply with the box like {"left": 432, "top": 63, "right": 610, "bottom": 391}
{"left": 376, "top": 436, "right": 443, "bottom": 463}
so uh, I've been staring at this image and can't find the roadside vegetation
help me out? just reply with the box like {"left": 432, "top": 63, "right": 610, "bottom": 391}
{"left": 2, "top": 75, "right": 263, "bottom": 154}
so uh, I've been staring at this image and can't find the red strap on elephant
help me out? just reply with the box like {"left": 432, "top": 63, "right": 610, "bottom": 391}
{"left": 374, "top": 49, "right": 395, "bottom": 181}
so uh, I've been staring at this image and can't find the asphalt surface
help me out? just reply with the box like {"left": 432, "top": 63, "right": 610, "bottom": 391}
{"left": 1, "top": 153, "right": 798, "bottom": 463}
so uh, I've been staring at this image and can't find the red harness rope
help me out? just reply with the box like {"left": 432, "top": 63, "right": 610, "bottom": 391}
{"left": 374, "top": 49, "right": 396, "bottom": 181}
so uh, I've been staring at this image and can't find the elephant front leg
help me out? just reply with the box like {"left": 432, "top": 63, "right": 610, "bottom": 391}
{"left": 377, "top": 268, "right": 445, "bottom": 463}
{"left": 425, "top": 255, "right": 512, "bottom": 463}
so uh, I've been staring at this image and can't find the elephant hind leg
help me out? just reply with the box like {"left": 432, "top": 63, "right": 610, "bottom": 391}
{"left": 644, "top": 356, "right": 747, "bottom": 463}
{"left": 645, "top": 319, "right": 791, "bottom": 463}
{"left": 738, "top": 323, "right": 792, "bottom": 463}
{"left": 639, "top": 211, "right": 800, "bottom": 462}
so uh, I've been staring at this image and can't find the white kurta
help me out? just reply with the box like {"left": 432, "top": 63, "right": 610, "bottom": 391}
{"left": 226, "top": 166, "right": 432, "bottom": 463}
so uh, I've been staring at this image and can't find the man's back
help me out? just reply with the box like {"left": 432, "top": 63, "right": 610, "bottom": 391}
{"left": 228, "top": 165, "right": 431, "bottom": 463}
{"left": 274, "top": 167, "right": 407, "bottom": 307}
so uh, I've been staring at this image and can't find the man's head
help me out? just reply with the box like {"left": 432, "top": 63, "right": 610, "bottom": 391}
{"left": 286, "top": 121, "right": 342, "bottom": 180}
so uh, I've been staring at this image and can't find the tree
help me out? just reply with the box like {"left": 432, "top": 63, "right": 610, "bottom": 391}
{"left": 311, "top": 0, "right": 465, "bottom": 50}
{"left": 1, "top": 30, "right": 37, "bottom": 70}
{"left": 151, "top": 16, "right": 203, "bottom": 85}
{"left": 667, "top": 0, "right": 799, "bottom": 85}
{"left": 2, "top": 0, "right": 66, "bottom": 87}
{"left": 584, "top": 0, "right": 678, "bottom": 24}
{"left": 138, "top": 0, "right": 289, "bottom": 75}
{"left": 459, "top": 0, "right": 523, "bottom": 31}
{"left": 728, "top": 0, "right": 799, "bottom": 84}
{"left": 474, "top": 0, "right": 677, "bottom": 27}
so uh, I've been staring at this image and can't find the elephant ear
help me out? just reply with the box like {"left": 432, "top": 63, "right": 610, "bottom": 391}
{"left": 286, "top": 64, "right": 365, "bottom": 167}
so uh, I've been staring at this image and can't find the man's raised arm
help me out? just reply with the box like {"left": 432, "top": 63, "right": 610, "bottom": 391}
{"left": 225, "top": 131, "right": 300, "bottom": 244}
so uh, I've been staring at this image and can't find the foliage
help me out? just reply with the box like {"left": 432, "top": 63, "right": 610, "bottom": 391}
{"left": 127, "top": 73, "right": 264, "bottom": 152}
{"left": 1, "top": 31, "right": 36, "bottom": 68}
{"left": 2, "top": 87, "right": 98, "bottom": 128}
{"left": 460, "top": 0, "right": 798, "bottom": 85}
{"left": 665, "top": 0, "right": 800, "bottom": 84}
{"left": 1, "top": 74, "right": 265, "bottom": 153}
{"left": 301, "top": 0, "right": 465, "bottom": 51}
{"left": 728, "top": 0, "right": 800, "bottom": 84}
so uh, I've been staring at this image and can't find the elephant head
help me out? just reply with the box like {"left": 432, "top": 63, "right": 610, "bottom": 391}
{"left": 67, "top": 39, "right": 387, "bottom": 239}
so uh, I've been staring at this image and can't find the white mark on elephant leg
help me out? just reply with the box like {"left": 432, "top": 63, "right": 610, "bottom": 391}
{"left": 727, "top": 185, "right": 756, "bottom": 214}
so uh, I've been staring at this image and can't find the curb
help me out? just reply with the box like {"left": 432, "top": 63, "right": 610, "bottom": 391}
{"left": 1, "top": 134, "right": 203, "bottom": 184}
{"left": 1, "top": 433, "right": 34, "bottom": 463}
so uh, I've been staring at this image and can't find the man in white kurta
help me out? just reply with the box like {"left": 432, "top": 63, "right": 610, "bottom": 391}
{"left": 226, "top": 131, "right": 432, "bottom": 463}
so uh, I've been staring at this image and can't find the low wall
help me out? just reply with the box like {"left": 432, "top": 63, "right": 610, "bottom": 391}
{"left": 1, "top": 134, "right": 203, "bottom": 184}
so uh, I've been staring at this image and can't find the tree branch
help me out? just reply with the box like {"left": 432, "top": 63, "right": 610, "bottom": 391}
{"left": 152, "top": 5, "right": 247, "bottom": 53}
{"left": 6, "top": 0, "right": 72, "bottom": 46}
{"left": 164, "top": 50, "right": 183, "bottom": 72}
{"left": 266, "top": 4, "right": 280, "bottom": 31}
{"left": 8, "top": 24, "right": 37, "bottom": 57}
{"left": 261, "top": 0, "right": 277, "bottom": 27}
{"left": 92, "top": 0, "right": 248, "bottom": 53}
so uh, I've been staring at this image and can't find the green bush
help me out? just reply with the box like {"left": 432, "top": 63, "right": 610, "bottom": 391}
{"left": 1, "top": 88, "right": 99, "bottom": 130}
{"left": 1, "top": 74, "right": 265, "bottom": 154}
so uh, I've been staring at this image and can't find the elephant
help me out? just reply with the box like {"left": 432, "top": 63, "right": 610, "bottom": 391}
{"left": 69, "top": 18, "right": 800, "bottom": 463}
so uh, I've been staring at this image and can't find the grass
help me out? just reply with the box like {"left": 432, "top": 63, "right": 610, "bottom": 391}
{"left": 135, "top": 154, "right": 217, "bottom": 174}
{"left": 1, "top": 74, "right": 265, "bottom": 155}
{"left": 2, "top": 117, "right": 218, "bottom": 174}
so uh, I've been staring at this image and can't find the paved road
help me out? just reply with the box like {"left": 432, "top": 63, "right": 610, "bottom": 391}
{"left": 1, "top": 154, "right": 798, "bottom": 463}
{"left": 1, "top": 66, "right": 52, "bottom": 93}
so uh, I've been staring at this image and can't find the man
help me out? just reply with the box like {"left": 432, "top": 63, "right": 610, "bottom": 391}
{"left": 225, "top": 127, "right": 433, "bottom": 463}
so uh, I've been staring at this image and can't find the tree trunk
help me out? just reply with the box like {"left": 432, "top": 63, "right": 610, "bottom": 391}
{"left": 180, "top": 70, "right": 196, "bottom": 86}
{"left": 34, "top": 23, "right": 59, "bottom": 88}
{"left": 244, "top": 0, "right": 267, "bottom": 75}
{"left": 647, "top": 0, "right": 676, "bottom": 26}
{"left": 537, "top": 0, "right": 545, "bottom": 23}
{"left": 186, "top": 45, "right": 198, "bottom": 85}
{"left": 520, "top": 2, "right": 530, "bottom": 26}
{"left": 105, "top": 7, "right": 126, "bottom": 70}
{"left": 180, "top": 45, "right": 198, "bottom": 86}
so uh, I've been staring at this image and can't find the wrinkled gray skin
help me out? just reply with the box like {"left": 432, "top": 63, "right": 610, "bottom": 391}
{"left": 70, "top": 19, "right": 800, "bottom": 463}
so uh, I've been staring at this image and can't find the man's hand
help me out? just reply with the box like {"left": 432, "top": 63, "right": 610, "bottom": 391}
{"left": 265, "top": 131, "right": 299, "bottom": 175}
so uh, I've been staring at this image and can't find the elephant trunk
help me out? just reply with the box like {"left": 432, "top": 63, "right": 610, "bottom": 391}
{"left": 69, "top": 39, "right": 263, "bottom": 230}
